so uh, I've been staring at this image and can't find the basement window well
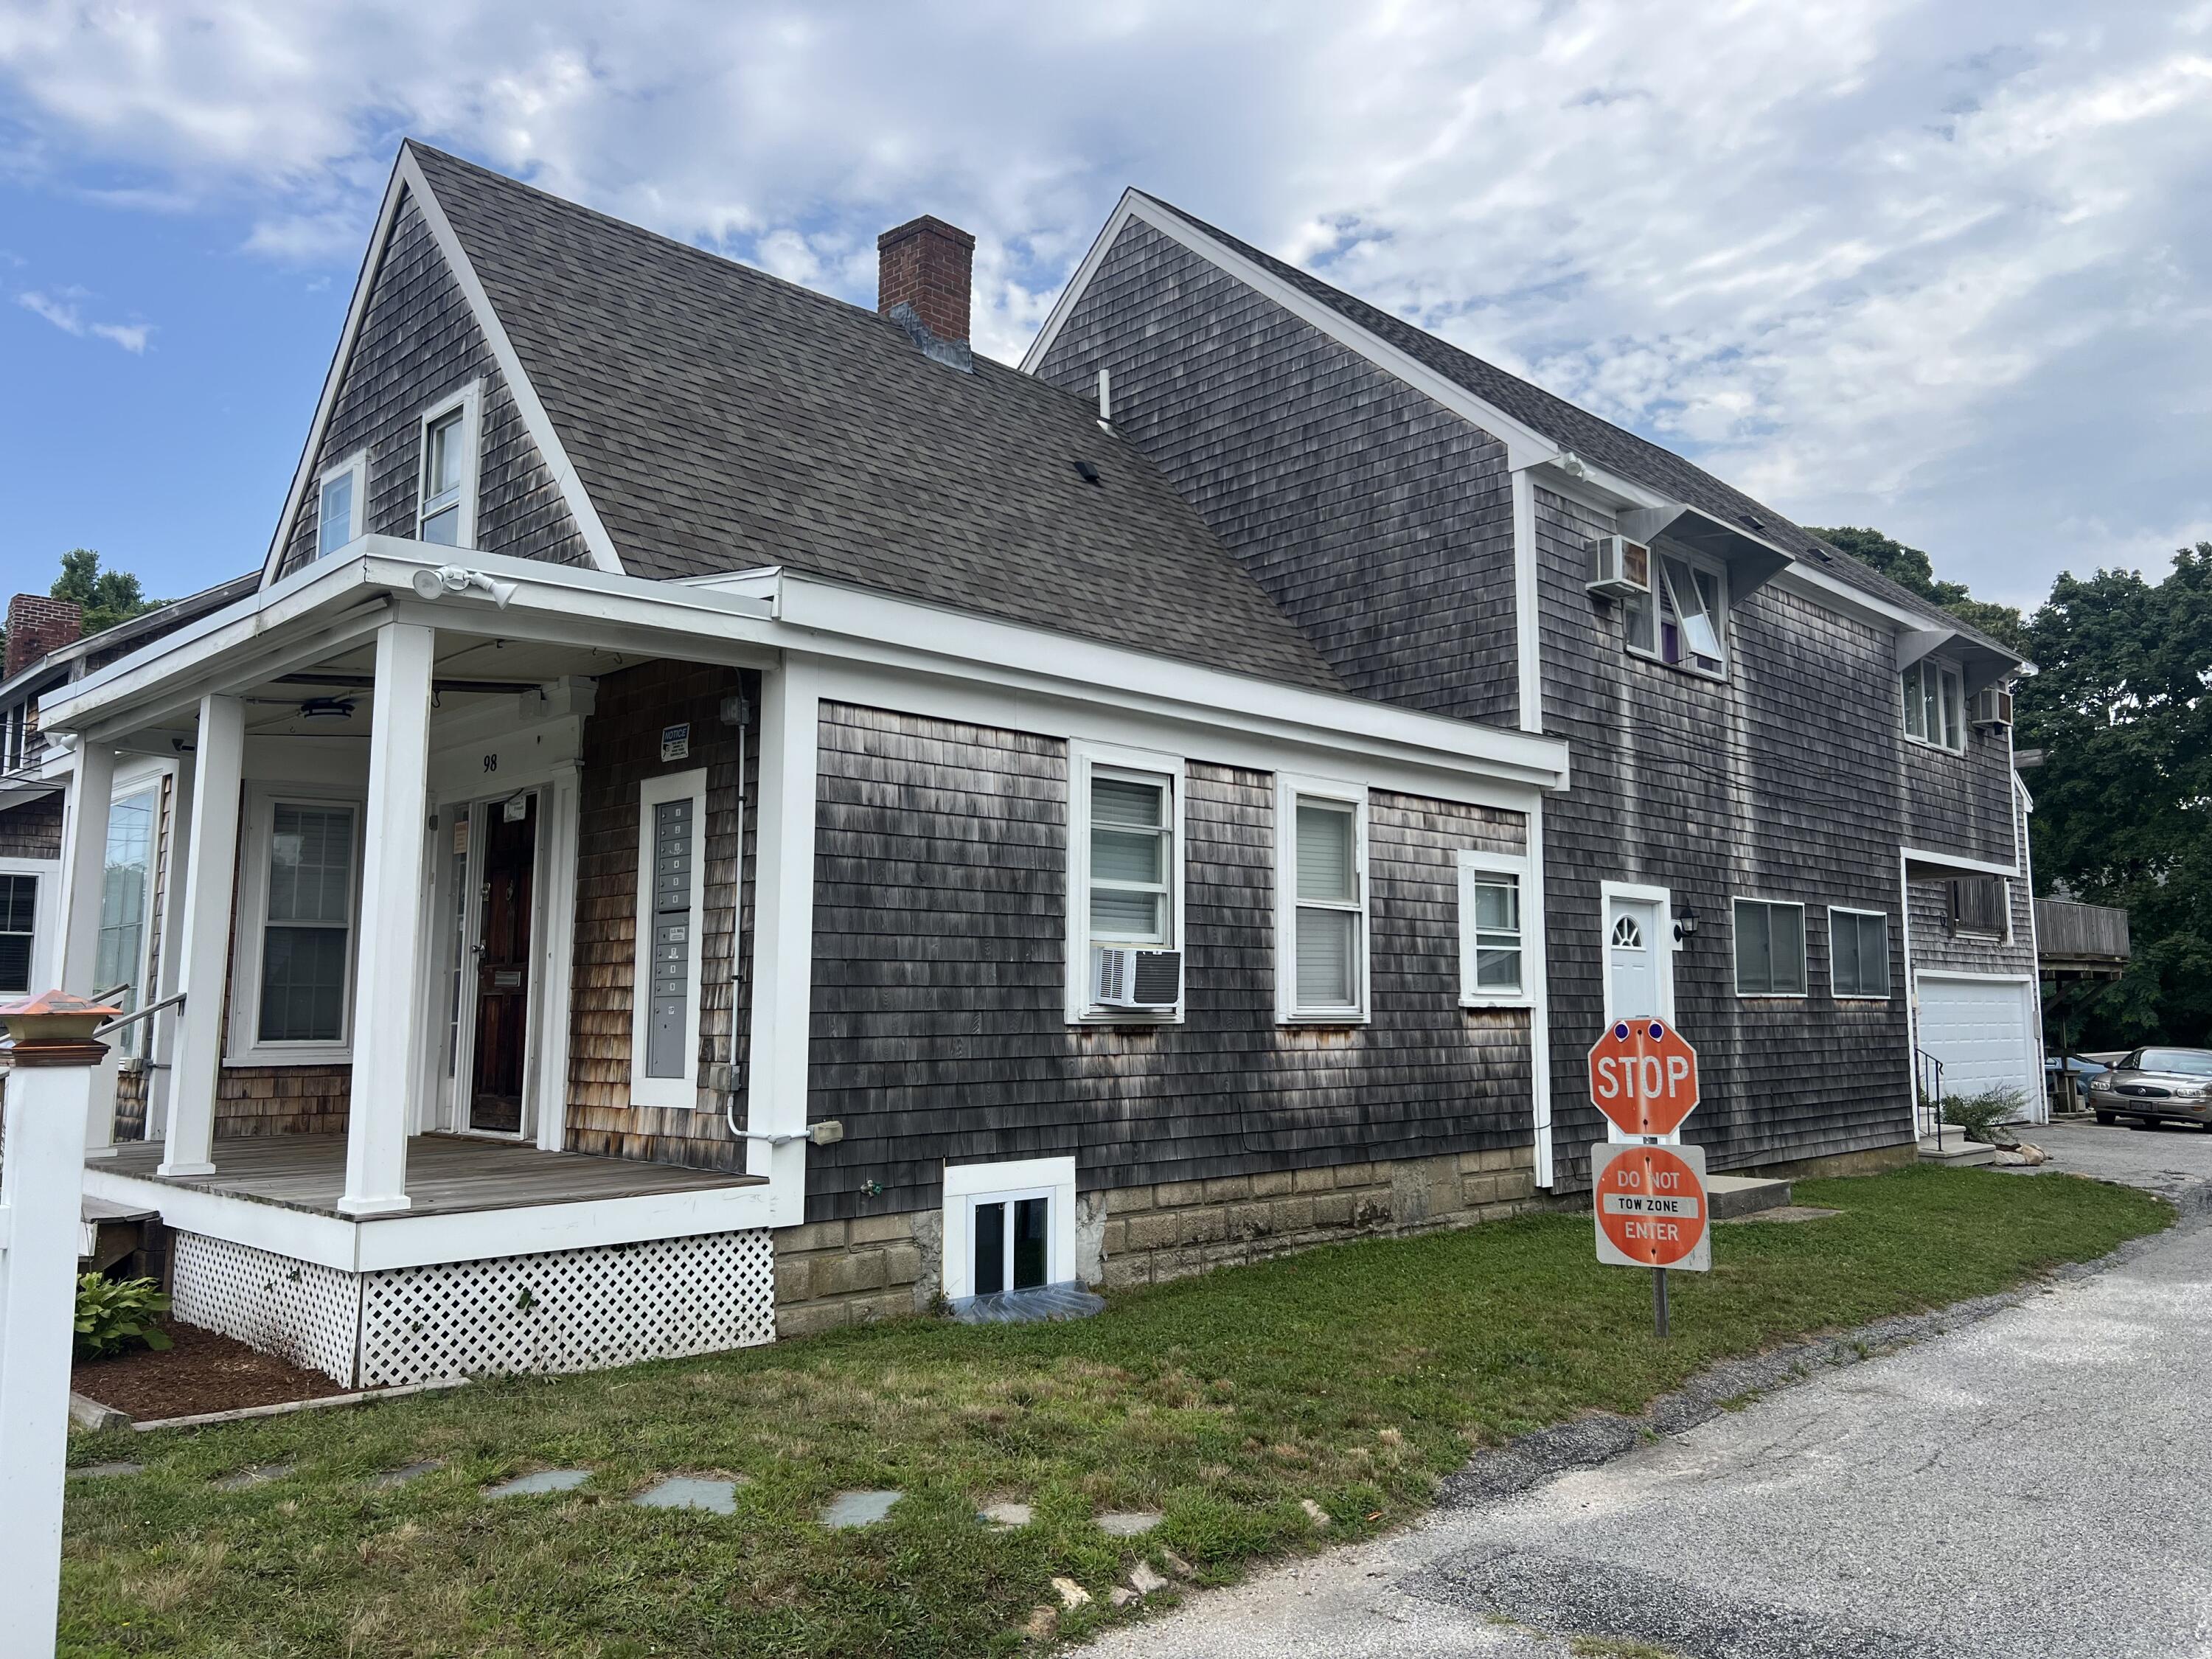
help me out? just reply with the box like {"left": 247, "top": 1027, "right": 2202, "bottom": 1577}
{"left": 941, "top": 1156, "right": 1085, "bottom": 1319}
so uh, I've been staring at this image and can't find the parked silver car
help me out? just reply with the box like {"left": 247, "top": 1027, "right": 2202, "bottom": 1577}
{"left": 2090, "top": 1048, "right": 2212, "bottom": 1130}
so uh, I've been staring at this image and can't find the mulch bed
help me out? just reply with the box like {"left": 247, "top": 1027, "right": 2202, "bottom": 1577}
{"left": 73, "top": 1321, "right": 349, "bottom": 1421}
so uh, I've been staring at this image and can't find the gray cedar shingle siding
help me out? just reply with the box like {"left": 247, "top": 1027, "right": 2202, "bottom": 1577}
{"left": 566, "top": 661, "right": 756, "bottom": 1170}
{"left": 0, "top": 794, "right": 63, "bottom": 860}
{"left": 1032, "top": 218, "right": 1521, "bottom": 725}
{"left": 278, "top": 188, "right": 593, "bottom": 579}
{"left": 1144, "top": 195, "right": 2017, "bottom": 661}
{"left": 1902, "top": 720, "right": 2021, "bottom": 866}
{"left": 799, "top": 701, "right": 1533, "bottom": 1221}
{"left": 1906, "top": 787, "right": 2038, "bottom": 979}
{"left": 403, "top": 145, "right": 1340, "bottom": 694}
{"left": 1534, "top": 486, "right": 1914, "bottom": 1183}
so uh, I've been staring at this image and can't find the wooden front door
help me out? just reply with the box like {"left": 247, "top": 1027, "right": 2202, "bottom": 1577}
{"left": 467, "top": 793, "right": 537, "bottom": 1134}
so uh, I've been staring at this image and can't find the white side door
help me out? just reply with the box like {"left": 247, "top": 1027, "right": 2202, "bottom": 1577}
{"left": 1605, "top": 893, "right": 1667, "bottom": 1023}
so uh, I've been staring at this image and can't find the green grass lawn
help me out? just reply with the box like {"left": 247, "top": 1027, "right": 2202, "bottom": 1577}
{"left": 60, "top": 1166, "right": 2166, "bottom": 1658}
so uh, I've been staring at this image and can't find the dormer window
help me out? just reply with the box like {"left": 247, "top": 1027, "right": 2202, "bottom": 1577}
{"left": 416, "top": 383, "right": 481, "bottom": 547}
{"left": 1625, "top": 551, "right": 1727, "bottom": 678}
{"left": 1902, "top": 660, "right": 1966, "bottom": 753}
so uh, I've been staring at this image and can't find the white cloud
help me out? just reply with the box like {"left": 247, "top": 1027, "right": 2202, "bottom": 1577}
{"left": 17, "top": 285, "right": 153, "bottom": 352}
{"left": 0, "top": 0, "right": 2208, "bottom": 598}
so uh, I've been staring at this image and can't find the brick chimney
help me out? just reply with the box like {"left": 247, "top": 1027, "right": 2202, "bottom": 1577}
{"left": 4, "top": 594, "right": 82, "bottom": 681}
{"left": 877, "top": 215, "right": 975, "bottom": 347}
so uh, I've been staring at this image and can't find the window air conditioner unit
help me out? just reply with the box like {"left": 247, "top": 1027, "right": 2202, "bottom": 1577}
{"left": 1587, "top": 536, "right": 1653, "bottom": 599}
{"left": 1094, "top": 947, "right": 1183, "bottom": 1010}
{"left": 1971, "top": 686, "right": 2014, "bottom": 729}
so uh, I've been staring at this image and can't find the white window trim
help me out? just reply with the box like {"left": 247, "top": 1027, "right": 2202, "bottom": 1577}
{"left": 226, "top": 782, "right": 367, "bottom": 1066}
{"left": 415, "top": 380, "right": 482, "bottom": 549}
{"left": 1827, "top": 905, "right": 1893, "bottom": 1001}
{"left": 0, "top": 855, "right": 59, "bottom": 997}
{"left": 630, "top": 766, "right": 707, "bottom": 1110}
{"left": 1455, "top": 847, "right": 1533, "bottom": 1009}
{"left": 1275, "top": 772, "right": 1371, "bottom": 1025}
{"left": 942, "top": 1155, "right": 1078, "bottom": 1302}
{"left": 315, "top": 449, "right": 367, "bottom": 559}
{"left": 1625, "top": 545, "right": 1731, "bottom": 681}
{"left": 1731, "top": 894, "right": 1809, "bottom": 1000}
{"left": 1065, "top": 739, "right": 1187, "bottom": 1025}
{"left": 1902, "top": 658, "right": 1967, "bottom": 754}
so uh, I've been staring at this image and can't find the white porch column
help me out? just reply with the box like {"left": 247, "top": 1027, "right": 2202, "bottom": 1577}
{"left": 532, "top": 759, "right": 583, "bottom": 1154}
{"left": 744, "top": 659, "right": 821, "bottom": 1219}
{"left": 159, "top": 695, "right": 244, "bottom": 1178}
{"left": 341, "top": 622, "right": 436, "bottom": 1217}
{"left": 0, "top": 997, "right": 108, "bottom": 1658}
{"left": 52, "top": 737, "right": 117, "bottom": 1155}
{"left": 144, "top": 750, "right": 195, "bottom": 1142}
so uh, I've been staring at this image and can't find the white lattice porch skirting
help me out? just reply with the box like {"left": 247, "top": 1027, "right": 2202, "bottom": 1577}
{"left": 171, "top": 1228, "right": 778, "bottom": 1388}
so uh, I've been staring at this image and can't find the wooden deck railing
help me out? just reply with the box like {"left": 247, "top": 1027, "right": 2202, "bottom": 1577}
{"left": 2035, "top": 899, "right": 2130, "bottom": 964}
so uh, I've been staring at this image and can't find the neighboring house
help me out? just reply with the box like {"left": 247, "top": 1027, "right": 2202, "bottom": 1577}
{"left": 23, "top": 145, "right": 2031, "bottom": 1390}
{"left": 0, "top": 577, "right": 256, "bottom": 1140}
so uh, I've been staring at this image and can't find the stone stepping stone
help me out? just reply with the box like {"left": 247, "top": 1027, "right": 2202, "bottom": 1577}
{"left": 214, "top": 1464, "right": 291, "bottom": 1490}
{"left": 632, "top": 1475, "right": 742, "bottom": 1515}
{"left": 484, "top": 1469, "right": 591, "bottom": 1499}
{"left": 820, "top": 1489, "right": 901, "bottom": 1528}
{"left": 978, "top": 1500, "right": 1033, "bottom": 1529}
{"left": 1096, "top": 1510, "right": 1162, "bottom": 1537}
{"left": 368, "top": 1459, "right": 445, "bottom": 1490}
{"left": 69, "top": 1461, "right": 143, "bottom": 1481}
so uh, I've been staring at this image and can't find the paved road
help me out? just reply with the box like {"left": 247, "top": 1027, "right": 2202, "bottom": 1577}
{"left": 1086, "top": 1120, "right": 2212, "bottom": 1659}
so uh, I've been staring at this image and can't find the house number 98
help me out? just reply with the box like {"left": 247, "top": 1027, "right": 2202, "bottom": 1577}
{"left": 482, "top": 753, "right": 498, "bottom": 773}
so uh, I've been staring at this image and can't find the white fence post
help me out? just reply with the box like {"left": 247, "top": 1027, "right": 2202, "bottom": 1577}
{"left": 0, "top": 990, "right": 119, "bottom": 1659}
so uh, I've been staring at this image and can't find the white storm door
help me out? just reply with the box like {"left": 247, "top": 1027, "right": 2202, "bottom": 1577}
{"left": 1606, "top": 895, "right": 1664, "bottom": 1023}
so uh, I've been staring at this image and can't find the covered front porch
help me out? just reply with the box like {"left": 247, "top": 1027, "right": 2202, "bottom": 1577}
{"left": 38, "top": 539, "right": 823, "bottom": 1384}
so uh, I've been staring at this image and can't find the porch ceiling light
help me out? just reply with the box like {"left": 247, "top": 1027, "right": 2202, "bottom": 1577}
{"left": 410, "top": 565, "right": 518, "bottom": 609}
{"left": 296, "top": 697, "right": 355, "bottom": 721}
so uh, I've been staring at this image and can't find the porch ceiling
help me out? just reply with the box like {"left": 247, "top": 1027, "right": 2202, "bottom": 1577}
{"left": 234, "top": 633, "right": 630, "bottom": 743}
{"left": 97, "top": 1133, "right": 763, "bottom": 1222}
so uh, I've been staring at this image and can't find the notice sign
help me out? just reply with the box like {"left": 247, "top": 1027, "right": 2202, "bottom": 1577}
{"left": 1593, "top": 1141, "right": 1710, "bottom": 1272}
{"left": 660, "top": 723, "right": 691, "bottom": 762}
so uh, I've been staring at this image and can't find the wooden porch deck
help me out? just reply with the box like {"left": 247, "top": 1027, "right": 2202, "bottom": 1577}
{"left": 96, "top": 1134, "right": 763, "bottom": 1222}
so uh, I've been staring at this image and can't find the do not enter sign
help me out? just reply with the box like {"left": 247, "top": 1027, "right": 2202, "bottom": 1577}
{"left": 1593, "top": 1141, "right": 1710, "bottom": 1271}
{"left": 1586, "top": 1017, "right": 1700, "bottom": 1138}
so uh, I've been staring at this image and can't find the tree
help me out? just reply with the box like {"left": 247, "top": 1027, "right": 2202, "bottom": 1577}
{"left": 2017, "top": 546, "right": 2212, "bottom": 1048}
{"left": 51, "top": 548, "right": 163, "bottom": 636}
{"left": 1807, "top": 525, "right": 2028, "bottom": 654}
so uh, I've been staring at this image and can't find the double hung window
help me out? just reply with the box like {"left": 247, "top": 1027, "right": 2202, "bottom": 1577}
{"left": 1066, "top": 744, "right": 1184, "bottom": 1021}
{"left": 417, "top": 384, "right": 480, "bottom": 547}
{"left": 257, "top": 801, "right": 360, "bottom": 1045}
{"left": 316, "top": 453, "right": 366, "bottom": 558}
{"left": 1456, "top": 850, "right": 1533, "bottom": 1006}
{"left": 94, "top": 787, "right": 159, "bottom": 1054}
{"left": 1277, "top": 777, "right": 1368, "bottom": 1022}
{"left": 0, "top": 872, "right": 36, "bottom": 994}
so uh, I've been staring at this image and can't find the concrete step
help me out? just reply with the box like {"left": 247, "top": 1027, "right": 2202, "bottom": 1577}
{"left": 1919, "top": 1136, "right": 2000, "bottom": 1167}
{"left": 1704, "top": 1174, "right": 1793, "bottom": 1219}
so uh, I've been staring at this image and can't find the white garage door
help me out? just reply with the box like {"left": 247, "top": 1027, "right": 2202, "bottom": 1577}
{"left": 1917, "top": 974, "right": 2039, "bottom": 1119}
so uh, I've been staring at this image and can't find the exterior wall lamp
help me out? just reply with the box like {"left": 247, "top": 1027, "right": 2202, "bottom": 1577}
{"left": 1674, "top": 908, "right": 1699, "bottom": 945}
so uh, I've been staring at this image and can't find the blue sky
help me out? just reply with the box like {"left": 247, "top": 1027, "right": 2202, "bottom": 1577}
{"left": 4, "top": 1, "right": 2209, "bottom": 611}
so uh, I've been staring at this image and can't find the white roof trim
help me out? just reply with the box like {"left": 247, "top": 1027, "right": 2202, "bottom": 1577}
{"left": 257, "top": 148, "right": 625, "bottom": 588}
{"left": 50, "top": 536, "right": 1571, "bottom": 797}
{"left": 1020, "top": 190, "right": 1561, "bottom": 471}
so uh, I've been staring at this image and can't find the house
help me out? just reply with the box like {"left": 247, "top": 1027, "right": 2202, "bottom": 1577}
{"left": 0, "top": 576, "right": 257, "bottom": 1141}
{"left": 18, "top": 145, "right": 2033, "bottom": 1389}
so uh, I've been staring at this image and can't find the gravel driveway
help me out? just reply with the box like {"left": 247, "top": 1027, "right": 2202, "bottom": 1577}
{"left": 1083, "top": 1120, "right": 2212, "bottom": 1659}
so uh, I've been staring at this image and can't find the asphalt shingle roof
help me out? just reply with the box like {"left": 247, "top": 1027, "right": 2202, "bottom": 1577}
{"left": 404, "top": 145, "right": 1342, "bottom": 694}
{"left": 1142, "top": 194, "right": 2017, "bottom": 658}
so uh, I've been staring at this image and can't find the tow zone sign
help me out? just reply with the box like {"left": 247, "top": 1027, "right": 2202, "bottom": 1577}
{"left": 1592, "top": 1141, "right": 1710, "bottom": 1272}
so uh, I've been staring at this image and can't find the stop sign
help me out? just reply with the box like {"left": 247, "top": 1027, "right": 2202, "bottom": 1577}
{"left": 1593, "top": 1141, "right": 1710, "bottom": 1270}
{"left": 1586, "top": 1017, "right": 1700, "bottom": 1138}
